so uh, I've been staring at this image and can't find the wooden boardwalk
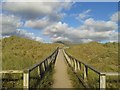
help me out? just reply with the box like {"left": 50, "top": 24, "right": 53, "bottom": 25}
{"left": 1, "top": 48, "right": 119, "bottom": 89}
{"left": 52, "top": 49, "right": 72, "bottom": 88}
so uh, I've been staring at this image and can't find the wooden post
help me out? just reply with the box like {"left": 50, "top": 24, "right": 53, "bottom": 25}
{"left": 48, "top": 57, "right": 51, "bottom": 65}
{"left": 37, "top": 65, "right": 41, "bottom": 77}
{"left": 71, "top": 58, "right": 74, "bottom": 68}
{"left": 99, "top": 74, "right": 106, "bottom": 89}
{"left": 40, "top": 63, "right": 44, "bottom": 78}
{"left": 66, "top": 55, "right": 69, "bottom": 64}
{"left": 48, "top": 58, "right": 50, "bottom": 65}
{"left": 46, "top": 59, "right": 49, "bottom": 68}
{"left": 74, "top": 59, "right": 77, "bottom": 72}
{"left": 70, "top": 58, "right": 73, "bottom": 67}
{"left": 53, "top": 54, "right": 56, "bottom": 64}
{"left": 51, "top": 55, "right": 54, "bottom": 64}
{"left": 23, "top": 70, "right": 29, "bottom": 90}
{"left": 77, "top": 62, "right": 80, "bottom": 71}
{"left": 69, "top": 57, "right": 72, "bottom": 65}
{"left": 70, "top": 58, "right": 72, "bottom": 67}
{"left": 83, "top": 65, "right": 88, "bottom": 80}
{"left": 54, "top": 51, "right": 58, "bottom": 64}
{"left": 69, "top": 57, "right": 72, "bottom": 67}
{"left": 44, "top": 60, "right": 47, "bottom": 71}
{"left": 79, "top": 62, "right": 81, "bottom": 70}
{"left": 66, "top": 55, "right": 71, "bottom": 66}
{"left": 67, "top": 56, "right": 71, "bottom": 65}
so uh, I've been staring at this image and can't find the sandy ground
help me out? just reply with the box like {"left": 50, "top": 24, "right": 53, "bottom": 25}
{"left": 52, "top": 49, "right": 73, "bottom": 88}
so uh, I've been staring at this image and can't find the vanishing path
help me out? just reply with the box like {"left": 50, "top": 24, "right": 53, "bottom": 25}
{"left": 52, "top": 49, "right": 73, "bottom": 88}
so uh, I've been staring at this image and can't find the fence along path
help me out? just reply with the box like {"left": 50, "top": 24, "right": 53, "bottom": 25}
{"left": 63, "top": 49, "right": 120, "bottom": 89}
{"left": 1, "top": 48, "right": 120, "bottom": 89}
{"left": 52, "top": 49, "right": 72, "bottom": 88}
{"left": 0, "top": 48, "right": 59, "bottom": 90}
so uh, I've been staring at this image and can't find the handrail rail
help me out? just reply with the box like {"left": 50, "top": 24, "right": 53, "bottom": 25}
{"left": 63, "top": 49, "right": 119, "bottom": 89}
{"left": 0, "top": 70, "right": 23, "bottom": 74}
{"left": 68, "top": 54, "right": 102, "bottom": 74}
{"left": 1, "top": 47, "right": 59, "bottom": 90}
{"left": 63, "top": 49, "right": 119, "bottom": 75}
{"left": 100, "top": 72, "right": 119, "bottom": 76}
{"left": 24, "top": 47, "right": 59, "bottom": 72}
{"left": 63, "top": 50, "right": 101, "bottom": 73}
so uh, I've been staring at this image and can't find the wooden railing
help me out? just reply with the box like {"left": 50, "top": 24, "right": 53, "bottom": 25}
{"left": 63, "top": 49, "right": 119, "bottom": 89}
{"left": 0, "top": 48, "right": 59, "bottom": 89}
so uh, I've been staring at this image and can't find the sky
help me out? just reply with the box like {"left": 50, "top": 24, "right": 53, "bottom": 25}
{"left": 1, "top": 0, "right": 120, "bottom": 43}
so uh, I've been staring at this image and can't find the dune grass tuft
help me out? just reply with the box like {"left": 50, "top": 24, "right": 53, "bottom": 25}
{"left": 66, "top": 42, "right": 119, "bottom": 88}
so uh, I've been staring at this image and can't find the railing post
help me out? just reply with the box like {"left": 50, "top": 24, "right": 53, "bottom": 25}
{"left": 44, "top": 60, "right": 47, "bottom": 71}
{"left": 99, "top": 73, "right": 106, "bottom": 89}
{"left": 46, "top": 59, "right": 48, "bottom": 67}
{"left": 23, "top": 70, "right": 29, "bottom": 90}
{"left": 40, "top": 63, "right": 44, "bottom": 78}
{"left": 74, "top": 59, "right": 77, "bottom": 72}
{"left": 77, "top": 62, "right": 80, "bottom": 71}
{"left": 71, "top": 58, "right": 74, "bottom": 68}
{"left": 69, "top": 57, "right": 72, "bottom": 67}
{"left": 51, "top": 55, "right": 54, "bottom": 64}
{"left": 48, "top": 58, "right": 50, "bottom": 65}
{"left": 64, "top": 51, "right": 72, "bottom": 67}
{"left": 49, "top": 56, "right": 52, "bottom": 64}
{"left": 79, "top": 62, "right": 82, "bottom": 70}
{"left": 53, "top": 51, "right": 57, "bottom": 64}
{"left": 69, "top": 57, "right": 72, "bottom": 66}
{"left": 37, "top": 65, "right": 41, "bottom": 77}
{"left": 83, "top": 65, "right": 88, "bottom": 80}
{"left": 67, "top": 55, "right": 71, "bottom": 65}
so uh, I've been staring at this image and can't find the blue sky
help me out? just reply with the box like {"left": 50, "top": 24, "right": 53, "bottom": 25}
{"left": 62, "top": 2, "right": 118, "bottom": 26}
{"left": 1, "top": 1, "right": 119, "bottom": 43}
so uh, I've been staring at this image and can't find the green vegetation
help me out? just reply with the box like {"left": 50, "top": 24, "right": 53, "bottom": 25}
{"left": 66, "top": 42, "right": 119, "bottom": 88}
{"left": 37, "top": 65, "right": 55, "bottom": 88}
{"left": 67, "top": 66, "right": 85, "bottom": 88}
{"left": 66, "top": 42, "right": 118, "bottom": 72}
{"left": 2, "top": 36, "right": 61, "bottom": 70}
{"left": 2, "top": 36, "right": 62, "bottom": 88}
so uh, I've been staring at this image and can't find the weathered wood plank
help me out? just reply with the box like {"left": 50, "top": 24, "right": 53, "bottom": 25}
{"left": 102, "top": 72, "right": 120, "bottom": 76}
{"left": 27, "top": 47, "right": 59, "bottom": 72}
{"left": 23, "top": 71, "right": 30, "bottom": 90}
{"left": 83, "top": 65, "right": 88, "bottom": 80}
{"left": 63, "top": 50, "right": 101, "bottom": 74}
{"left": 63, "top": 49, "right": 119, "bottom": 89}
{"left": 77, "top": 61, "right": 80, "bottom": 70}
{"left": 74, "top": 59, "right": 77, "bottom": 72}
{"left": 37, "top": 65, "right": 41, "bottom": 77}
{"left": 0, "top": 70, "right": 23, "bottom": 74}
{"left": 99, "top": 74, "right": 106, "bottom": 89}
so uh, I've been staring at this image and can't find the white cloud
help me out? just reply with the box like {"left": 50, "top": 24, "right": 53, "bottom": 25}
{"left": 1, "top": 14, "right": 21, "bottom": 35}
{"left": 51, "top": 36, "right": 71, "bottom": 42}
{"left": 24, "top": 17, "right": 56, "bottom": 29}
{"left": 44, "top": 22, "right": 68, "bottom": 35}
{"left": 16, "top": 29, "right": 43, "bottom": 42}
{"left": 1, "top": 2, "right": 118, "bottom": 43}
{"left": 76, "top": 9, "right": 91, "bottom": 20}
{"left": 3, "top": 2, "right": 73, "bottom": 20}
{"left": 82, "top": 18, "right": 117, "bottom": 32}
{"left": 110, "top": 11, "right": 120, "bottom": 22}
{"left": 43, "top": 20, "right": 118, "bottom": 43}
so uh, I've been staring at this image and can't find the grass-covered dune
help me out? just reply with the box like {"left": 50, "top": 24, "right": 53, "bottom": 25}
{"left": 66, "top": 42, "right": 119, "bottom": 88}
{"left": 66, "top": 42, "right": 118, "bottom": 72}
{"left": 2, "top": 36, "right": 62, "bottom": 70}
